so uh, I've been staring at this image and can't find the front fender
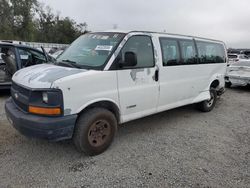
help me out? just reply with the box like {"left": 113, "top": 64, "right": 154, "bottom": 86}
{"left": 76, "top": 98, "right": 120, "bottom": 114}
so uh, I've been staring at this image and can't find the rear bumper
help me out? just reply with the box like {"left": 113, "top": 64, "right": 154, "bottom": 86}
{"left": 5, "top": 98, "right": 77, "bottom": 141}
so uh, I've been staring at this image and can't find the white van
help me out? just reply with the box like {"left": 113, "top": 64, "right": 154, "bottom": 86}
{"left": 5, "top": 31, "right": 227, "bottom": 155}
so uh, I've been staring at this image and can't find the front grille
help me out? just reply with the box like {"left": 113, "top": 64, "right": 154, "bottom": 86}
{"left": 11, "top": 82, "right": 30, "bottom": 112}
{"left": 12, "top": 82, "right": 30, "bottom": 96}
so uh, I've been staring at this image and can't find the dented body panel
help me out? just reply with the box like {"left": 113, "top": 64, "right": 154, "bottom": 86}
{"left": 226, "top": 61, "right": 250, "bottom": 86}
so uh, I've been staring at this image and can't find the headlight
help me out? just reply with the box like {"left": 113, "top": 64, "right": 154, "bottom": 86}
{"left": 29, "top": 89, "right": 64, "bottom": 116}
{"left": 42, "top": 92, "right": 49, "bottom": 104}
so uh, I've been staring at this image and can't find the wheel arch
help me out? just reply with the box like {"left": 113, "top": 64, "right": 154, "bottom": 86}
{"left": 76, "top": 99, "right": 121, "bottom": 123}
{"left": 210, "top": 79, "right": 220, "bottom": 89}
{"left": 208, "top": 73, "right": 225, "bottom": 91}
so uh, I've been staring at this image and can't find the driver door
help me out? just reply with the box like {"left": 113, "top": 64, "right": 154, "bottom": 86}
{"left": 116, "top": 35, "right": 159, "bottom": 122}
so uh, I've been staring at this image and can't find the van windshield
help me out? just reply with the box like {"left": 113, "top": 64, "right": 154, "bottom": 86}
{"left": 57, "top": 32, "right": 125, "bottom": 69}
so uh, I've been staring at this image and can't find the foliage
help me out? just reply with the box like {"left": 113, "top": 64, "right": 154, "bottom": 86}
{"left": 0, "top": 0, "right": 88, "bottom": 43}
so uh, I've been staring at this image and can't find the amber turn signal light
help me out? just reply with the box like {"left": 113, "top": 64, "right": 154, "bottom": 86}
{"left": 28, "top": 106, "right": 61, "bottom": 115}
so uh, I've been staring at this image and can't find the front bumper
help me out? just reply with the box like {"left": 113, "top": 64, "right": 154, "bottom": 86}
{"left": 5, "top": 98, "right": 77, "bottom": 141}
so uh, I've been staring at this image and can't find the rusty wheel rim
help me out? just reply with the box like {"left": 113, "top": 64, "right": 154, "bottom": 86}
{"left": 88, "top": 120, "right": 111, "bottom": 147}
{"left": 207, "top": 92, "right": 215, "bottom": 107}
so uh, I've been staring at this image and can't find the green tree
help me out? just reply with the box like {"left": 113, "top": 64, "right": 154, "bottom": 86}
{"left": 10, "top": 0, "right": 38, "bottom": 41}
{"left": 36, "top": 5, "right": 56, "bottom": 42}
{"left": 54, "top": 17, "right": 81, "bottom": 43}
{"left": 0, "top": 0, "right": 88, "bottom": 43}
{"left": 0, "top": 0, "right": 14, "bottom": 39}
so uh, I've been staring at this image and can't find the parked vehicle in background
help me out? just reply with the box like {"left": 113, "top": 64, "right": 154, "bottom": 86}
{"left": 227, "top": 49, "right": 241, "bottom": 54}
{"left": 5, "top": 31, "right": 227, "bottom": 155}
{"left": 227, "top": 49, "right": 250, "bottom": 58}
{"left": 225, "top": 61, "right": 250, "bottom": 87}
{"left": 228, "top": 53, "right": 250, "bottom": 65}
{"left": 0, "top": 42, "right": 55, "bottom": 89}
{"left": 243, "top": 50, "right": 250, "bottom": 58}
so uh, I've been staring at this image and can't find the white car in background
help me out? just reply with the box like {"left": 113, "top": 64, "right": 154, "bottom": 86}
{"left": 225, "top": 61, "right": 250, "bottom": 87}
{"left": 228, "top": 53, "right": 250, "bottom": 65}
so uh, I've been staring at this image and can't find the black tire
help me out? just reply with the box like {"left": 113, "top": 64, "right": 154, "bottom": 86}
{"left": 196, "top": 89, "right": 217, "bottom": 112}
{"left": 225, "top": 82, "right": 232, "bottom": 88}
{"left": 73, "top": 108, "right": 117, "bottom": 156}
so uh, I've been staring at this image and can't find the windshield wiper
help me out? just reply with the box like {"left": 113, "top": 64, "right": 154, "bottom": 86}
{"left": 57, "top": 59, "right": 81, "bottom": 68}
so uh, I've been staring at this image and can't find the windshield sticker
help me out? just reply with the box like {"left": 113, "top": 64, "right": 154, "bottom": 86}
{"left": 20, "top": 55, "right": 29, "bottom": 60}
{"left": 101, "top": 36, "right": 109, "bottom": 40}
{"left": 95, "top": 45, "right": 113, "bottom": 51}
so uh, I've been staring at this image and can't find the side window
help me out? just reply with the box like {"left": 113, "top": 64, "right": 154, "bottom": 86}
{"left": 196, "top": 41, "right": 225, "bottom": 63}
{"left": 29, "top": 49, "right": 47, "bottom": 63}
{"left": 179, "top": 40, "right": 197, "bottom": 64}
{"left": 160, "top": 38, "right": 180, "bottom": 66}
{"left": 120, "top": 35, "right": 154, "bottom": 68}
{"left": 1, "top": 47, "right": 16, "bottom": 60}
{"left": 18, "top": 49, "right": 31, "bottom": 67}
{"left": 18, "top": 48, "right": 47, "bottom": 67}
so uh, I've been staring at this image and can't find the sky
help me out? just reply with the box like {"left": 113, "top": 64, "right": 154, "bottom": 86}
{"left": 40, "top": 0, "right": 250, "bottom": 48}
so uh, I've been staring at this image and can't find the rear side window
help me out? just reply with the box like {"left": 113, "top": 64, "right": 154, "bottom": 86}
{"left": 179, "top": 40, "right": 197, "bottom": 64}
{"left": 160, "top": 39, "right": 180, "bottom": 66}
{"left": 196, "top": 41, "right": 225, "bottom": 63}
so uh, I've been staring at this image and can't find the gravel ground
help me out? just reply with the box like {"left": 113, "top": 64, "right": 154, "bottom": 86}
{"left": 0, "top": 88, "right": 249, "bottom": 188}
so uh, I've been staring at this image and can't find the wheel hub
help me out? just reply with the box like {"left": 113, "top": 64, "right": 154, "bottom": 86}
{"left": 207, "top": 93, "right": 214, "bottom": 107}
{"left": 88, "top": 120, "right": 111, "bottom": 147}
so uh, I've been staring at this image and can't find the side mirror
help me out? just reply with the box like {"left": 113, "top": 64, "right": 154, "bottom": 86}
{"left": 119, "top": 51, "right": 137, "bottom": 67}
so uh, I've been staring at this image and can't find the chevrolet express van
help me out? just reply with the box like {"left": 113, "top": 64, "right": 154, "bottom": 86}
{"left": 5, "top": 31, "right": 227, "bottom": 155}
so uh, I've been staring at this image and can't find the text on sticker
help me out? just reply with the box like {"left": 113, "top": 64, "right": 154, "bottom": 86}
{"left": 95, "top": 45, "right": 113, "bottom": 51}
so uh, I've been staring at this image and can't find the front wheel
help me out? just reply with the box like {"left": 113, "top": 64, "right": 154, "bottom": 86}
{"left": 196, "top": 89, "right": 217, "bottom": 112}
{"left": 73, "top": 108, "right": 117, "bottom": 156}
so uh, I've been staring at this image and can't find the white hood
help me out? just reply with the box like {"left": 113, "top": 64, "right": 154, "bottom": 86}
{"left": 12, "top": 64, "right": 85, "bottom": 89}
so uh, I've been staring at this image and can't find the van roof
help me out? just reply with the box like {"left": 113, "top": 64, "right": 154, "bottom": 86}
{"left": 102, "top": 30, "right": 224, "bottom": 43}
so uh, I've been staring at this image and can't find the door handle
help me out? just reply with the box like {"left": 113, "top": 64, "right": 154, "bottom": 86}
{"left": 154, "top": 69, "right": 159, "bottom": 82}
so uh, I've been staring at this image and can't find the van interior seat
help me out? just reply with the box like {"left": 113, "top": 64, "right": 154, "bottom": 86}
{"left": 1, "top": 50, "right": 17, "bottom": 75}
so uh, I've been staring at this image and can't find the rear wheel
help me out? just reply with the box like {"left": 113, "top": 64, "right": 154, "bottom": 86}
{"left": 73, "top": 108, "right": 117, "bottom": 156}
{"left": 196, "top": 88, "right": 217, "bottom": 112}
